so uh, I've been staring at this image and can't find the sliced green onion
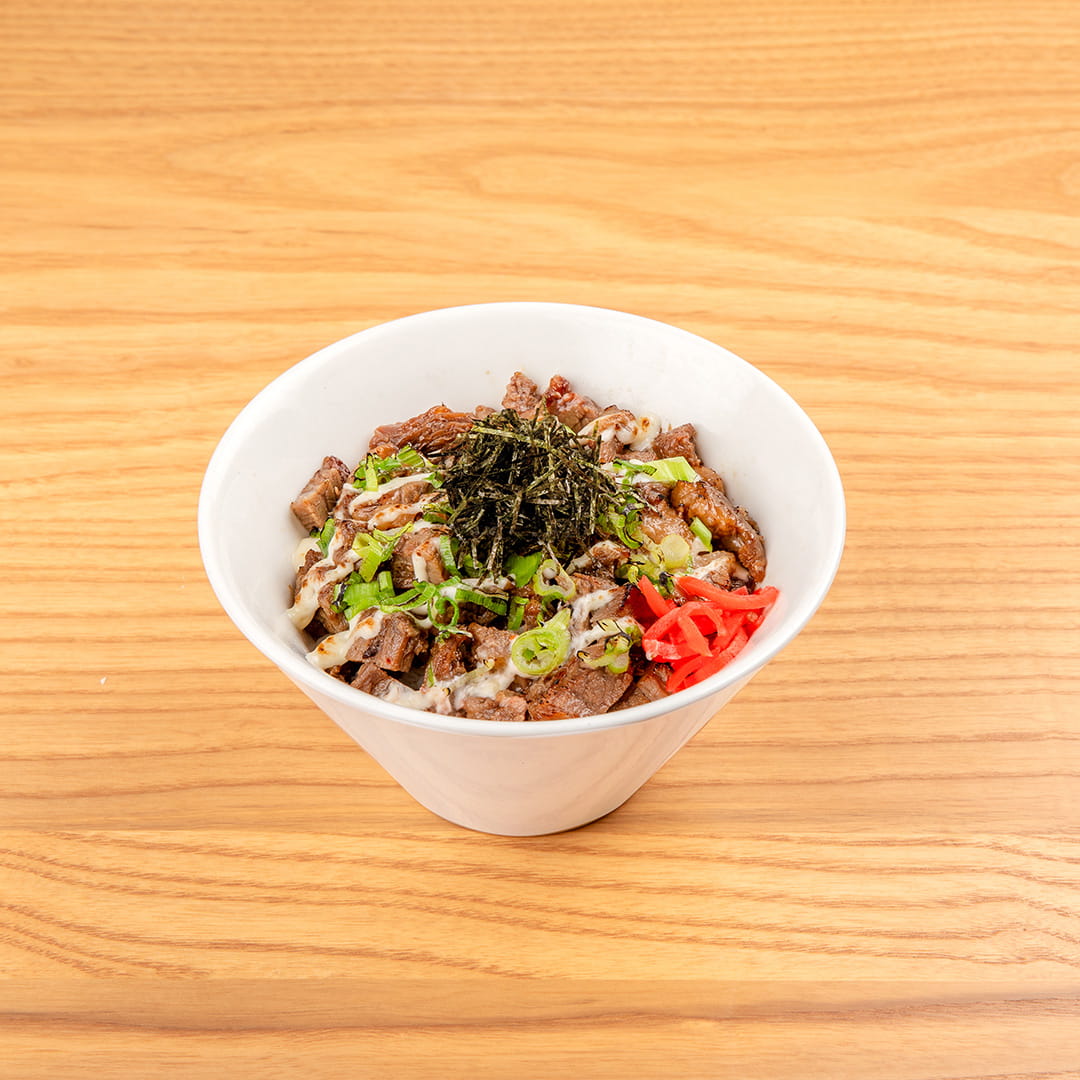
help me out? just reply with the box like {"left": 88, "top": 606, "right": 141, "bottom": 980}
{"left": 428, "top": 591, "right": 461, "bottom": 629}
{"left": 380, "top": 586, "right": 422, "bottom": 612}
{"left": 532, "top": 558, "right": 577, "bottom": 602}
{"left": 505, "top": 550, "right": 544, "bottom": 588}
{"left": 354, "top": 539, "right": 385, "bottom": 582}
{"left": 356, "top": 445, "right": 430, "bottom": 491}
{"left": 611, "top": 459, "right": 656, "bottom": 478}
{"left": 338, "top": 577, "right": 378, "bottom": 615}
{"left": 437, "top": 534, "right": 458, "bottom": 577}
{"left": 397, "top": 446, "right": 425, "bottom": 470}
{"left": 510, "top": 607, "right": 572, "bottom": 677}
{"left": 456, "top": 586, "right": 508, "bottom": 615}
{"left": 363, "top": 460, "right": 379, "bottom": 492}
{"left": 579, "top": 618, "right": 641, "bottom": 674}
{"left": 314, "top": 517, "right": 337, "bottom": 555}
{"left": 640, "top": 456, "right": 700, "bottom": 484}
{"left": 598, "top": 508, "right": 643, "bottom": 549}
{"left": 689, "top": 516, "right": 713, "bottom": 551}
{"left": 376, "top": 570, "right": 395, "bottom": 602}
{"left": 507, "top": 595, "right": 527, "bottom": 632}
{"left": 659, "top": 533, "right": 692, "bottom": 571}
{"left": 352, "top": 524, "right": 412, "bottom": 582}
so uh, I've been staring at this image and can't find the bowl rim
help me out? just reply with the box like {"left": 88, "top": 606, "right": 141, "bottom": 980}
{"left": 198, "top": 301, "right": 846, "bottom": 739}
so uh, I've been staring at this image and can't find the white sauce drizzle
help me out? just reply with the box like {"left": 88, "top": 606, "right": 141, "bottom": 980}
{"left": 628, "top": 415, "right": 659, "bottom": 452}
{"left": 336, "top": 473, "right": 433, "bottom": 519}
{"left": 293, "top": 536, "right": 321, "bottom": 569}
{"left": 368, "top": 501, "right": 427, "bottom": 530}
{"left": 287, "top": 522, "right": 359, "bottom": 629}
{"left": 306, "top": 609, "right": 385, "bottom": 669}
{"left": 376, "top": 660, "right": 519, "bottom": 715}
{"left": 411, "top": 552, "right": 431, "bottom": 583}
{"left": 568, "top": 587, "right": 626, "bottom": 653}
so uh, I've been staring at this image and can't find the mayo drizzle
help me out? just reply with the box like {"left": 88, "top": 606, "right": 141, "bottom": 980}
{"left": 376, "top": 660, "right": 519, "bottom": 715}
{"left": 306, "top": 609, "right": 385, "bottom": 669}
{"left": 336, "top": 473, "right": 433, "bottom": 519}
{"left": 287, "top": 522, "right": 359, "bottom": 629}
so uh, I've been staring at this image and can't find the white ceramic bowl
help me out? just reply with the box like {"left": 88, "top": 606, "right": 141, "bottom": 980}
{"left": 198, "top": 303, "right": 845, "bottom": 835}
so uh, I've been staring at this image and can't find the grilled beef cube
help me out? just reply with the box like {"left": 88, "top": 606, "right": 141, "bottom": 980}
{"left": 588, "top": 408, "right": 637, "bottom": 462}
{"left": 639, "top": 504, "right": 695, "bottom": 545}
{"left": 543, "top": 375, "right": 601, "bottom": 432}
{"left": 290, "top": 456, "right": 351, "bottom": 531}
{"left": 462, "top": 691, "right": 528, "bottom": 722}
{"left": 584, "top": 540, "right": 632, "bottom": 571}
{"left": 426, "top": 632, "right": 470, "bottom": 683}
{"left": 294, "top": 546, "right": 323, "bottom": 599}
{"left": 696, "top": 466, "right": 726, "bottom": 493}
{"left": 614, "top": 663, "right": 670, "bottom": 710}
{"left": 570, "top": 575, "right": 630, "bottom": 624}
{"left": 670, "top": 480, "right": 766, "bottom": 583}
{"left": 688, "top": 550, "right": 743, "bottom": 589}
{"left": 651, "top": 422, "right": 703, "bottom": 468}
{"left": 501, "top": 371, "right": 542, "bottom": 416}
{"left": 335, "top": 479, "right": 434, "bottom": 527}
{"left": 347, "top": 612, "right": 427, "bottom": 672}
{"left": 316, "top": 581, "right": 349, "bottom": 634}
{"left": 369, "top": 404, "right": 474, "bottom": 457}
{"left": 350, "top": 662, "right": 398, "bottom": 697}
{"left": 390, "top": 527, "right": 449, "bottom": 589}
{"left": 469, "top": 623, "right": 515, "bottom": 666}
{"left": 525, "top": 649, "right": 633, "bottom": 721}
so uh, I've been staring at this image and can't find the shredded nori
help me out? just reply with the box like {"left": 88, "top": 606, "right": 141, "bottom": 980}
{"left": 439, "top": 408, "right": 634, "bottom": 578}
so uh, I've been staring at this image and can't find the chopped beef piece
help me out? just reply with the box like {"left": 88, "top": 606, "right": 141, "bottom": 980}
{"left": 614, "top": 663, "right": 670, "bottom": 709}
{"left": 335, "top": 479, "right": 433, "bottom": 525}
{"left": 462, "top": 690, "right": 528, "bottom": 722}
{"left": 509, "top": 590, "right": 544, "bottom": 632}
{"left": 317, "top": 581, "right": 348, "bottom": 634}
{"left": 469, "top": 623, "right": 515, "bottom": 666}
{"left": 426, "top": 632, "right": 470, "bottom": 682}
{"left": 290, "top": 456, "right": 351, "bottom": 531}
{"left": 585, "top": 539, "right": 631, "bottom": 570}
{"left": 652, "top": 423, "right": 703, "bottom": 468}
{"left": 572, "top": 570, "right": 617, "bottom": 594}
{"left": 572, "top": 578, "right": 630, "bottom": 624}
{"left": 349, "top": 612, "right": 427, "bottom": 672}
{"left": 543, "top": 375, "right": 601, "bottom": 432}
{"left": 636, "top": 481, "right": 672, "bottom": 507}
{"left": 350, "top": 662, "right": 397, "bottom": 697}
{"left": 502, "top": 371, "right": 542, "bottom": 416}
{"left": 458, "top": 601, "right": 500, "bottom": 626}
{"left": 671, "top": 480, "right": 766, "bottom": 582}
{"left": 696, "top": 466, "right": 726, "bottom": 493}
{"left": 294, "top": 546, "right": 323, "bottom": 599}
{"left": 390, "top": 526, "right": 449, "bottom": 589}
{"left": 369, "top": 404, "right": 475, "bottom": 457}
{"left": 586, "top": 408, "right": 636, "bottom": 462}
{"left": 689, "top": 550, "right": 743, "bottom": 588}
{"left": 571, "top": 573, "right": 629, "bottom": 623}
{"left": 525, "top": 650, "right": 633, "bottom": 721}
{"left": 326, "top": 518, "right": 360, "bottom": 563}
{"left": 639, "top": 504, "right": 695, "bottom": 545}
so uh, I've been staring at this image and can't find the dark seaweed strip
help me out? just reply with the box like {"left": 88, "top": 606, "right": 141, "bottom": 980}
{"left": 440, "top": 408, "right": 637, "bottom": 578}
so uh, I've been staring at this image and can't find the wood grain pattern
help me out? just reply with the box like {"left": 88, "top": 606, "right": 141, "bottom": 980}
{"left": 2, "top": 1, "right": 1079, "bottom": 1076}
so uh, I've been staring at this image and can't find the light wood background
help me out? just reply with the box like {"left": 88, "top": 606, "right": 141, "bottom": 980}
{"left": 3, "top": 2, "right": 1079, "bottom": 1077}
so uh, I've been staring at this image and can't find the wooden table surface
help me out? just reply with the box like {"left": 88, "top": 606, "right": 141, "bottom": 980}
{"left": 3, "top": 2, "right": 1079, "bottom": 1076}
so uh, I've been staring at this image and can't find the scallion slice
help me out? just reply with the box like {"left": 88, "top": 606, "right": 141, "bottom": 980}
{"left": 505, "top": 550, "right": 544, "bottom": 588}
{"left": 690, "top": 516, "right": 713, "bottom": 551}
{"left": 510, "top": 607, "right": 572, "bottom": 677}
